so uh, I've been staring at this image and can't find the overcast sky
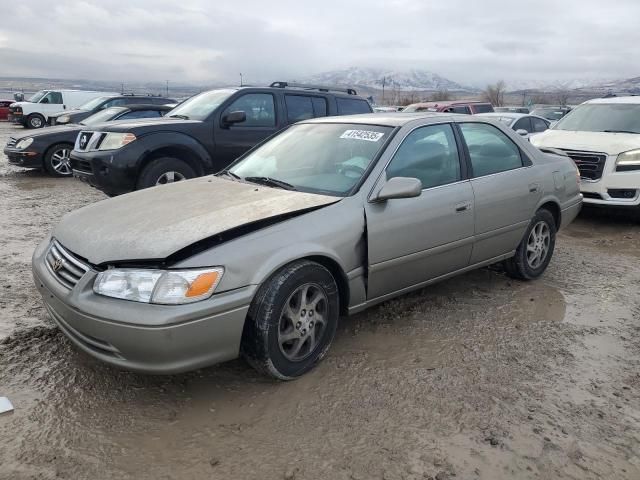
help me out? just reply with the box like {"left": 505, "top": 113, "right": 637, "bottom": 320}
{"left": 1, "top": 0, "right": 639, "bottom": 87}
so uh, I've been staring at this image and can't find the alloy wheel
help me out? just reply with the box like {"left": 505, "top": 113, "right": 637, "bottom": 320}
{"left": 155, "top": 171, "right": 186, "bottom": 185}
{"left": 50, "top": 148, "right": 72, "bottom": 175}
{"left": 526, "top": 221, "right": 551, "bottom": 269}
{"left": 277, "top": 283, "right": 328, "bottom": 362}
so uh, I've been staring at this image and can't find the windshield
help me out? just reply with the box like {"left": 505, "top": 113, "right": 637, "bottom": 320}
{"left": 531, "top": 108, "right": 565, "bottom": 121}
{"left": 81, "top": 107, "right": 126, "bottom": 125}
{"left": 78, "top": 96, "right": 111, "bottom": 111}
{"left": 228, "top": 123, "right": 393, "bottom": 196}
{"left": 28, "top": 91, "right": 47, "bottom": 103}
{"left": 167, "top": 89, "right": 236, "bottom": 121}
{"left": 553, "top": 103, "right": 640, "bottom": 133}
{"left": 403, "top": 105, "right": 437, "bottom": 113}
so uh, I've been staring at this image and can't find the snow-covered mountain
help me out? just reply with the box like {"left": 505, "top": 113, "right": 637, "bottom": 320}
{"left": 300, "top": 67, "right": 473, "bottom": 92}
{"left": 506, "top": 78, "right": 615, "bottom": 92}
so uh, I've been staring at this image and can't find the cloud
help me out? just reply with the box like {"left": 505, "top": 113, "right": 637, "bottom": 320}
{"left": 0, "top": 0, "right": 639, "bottom": 86}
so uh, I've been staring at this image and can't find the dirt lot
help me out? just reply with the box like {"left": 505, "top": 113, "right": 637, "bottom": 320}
{"left": 0, "top": 121, "right": 639, "bottom": 480}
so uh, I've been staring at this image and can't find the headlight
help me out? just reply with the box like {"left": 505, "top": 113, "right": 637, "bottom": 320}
{"left": 15, "top": 137, "right": 33, "bottom": 150}
{"left": 57, "top": 115, "right": 71, "bottom": 124}
{"left": 93, "top": 267, "right": 224, "bottom": 304}
{"left": 616, "top": 149, "right": 640, "bottom": 171}
{"left": 97, "top": 132, "right": 137, "bottom": 151}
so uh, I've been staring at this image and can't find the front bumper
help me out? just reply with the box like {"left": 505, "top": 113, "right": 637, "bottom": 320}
{"left": 3, "top": 147, "right": 43, "bottom": 168}
{"left": 71, "top": 149, "right": 137, "bottom": 196}
{"left": 580, "top": 158, "right": 640, "bottom": 207}
{"left": 32, "top": 238, "right": 254, "bottom": 374}
{"left": 8, "top": 113, "right": 24, "bottom": 125}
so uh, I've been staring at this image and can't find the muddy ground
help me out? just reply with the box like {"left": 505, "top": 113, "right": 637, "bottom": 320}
{"left": 0, "top": 121, "right": 639, "bottom": 480}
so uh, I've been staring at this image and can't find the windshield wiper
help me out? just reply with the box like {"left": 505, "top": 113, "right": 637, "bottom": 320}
{"left": 243, "top": 176, "right": 297, "bottom": 191}
{"left": 169, "top": 114, "right": 189, "bottom": 120}
{"left": 603, "top": 130, "right": 638, "bottom": 134}
{"left": 216, "top": 170, "right": 241, "bottom": 180}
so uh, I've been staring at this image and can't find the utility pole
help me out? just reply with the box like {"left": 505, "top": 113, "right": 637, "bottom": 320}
{"left": 239, "top": 73, "right": 243, "bottom": 87}
{"left": 382, "top": 76, "right": 386, "bottom": 104}
{"left": 166, "top": 80, "right": 169, "bottom": 96}
{"left": 121, "top": 83, "right": 124, "bottom": 94}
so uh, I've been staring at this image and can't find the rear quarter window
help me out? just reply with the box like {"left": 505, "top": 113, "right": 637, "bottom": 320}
{"left": 336, "top": 98, "right": 372, "bottom": 115}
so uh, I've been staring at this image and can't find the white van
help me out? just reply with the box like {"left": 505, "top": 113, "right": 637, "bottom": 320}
{"left": 531, "top": 96, "right": 640, "bottom": 209}
{"left": 9, "top": 90, "right": 118, "bottom": 128}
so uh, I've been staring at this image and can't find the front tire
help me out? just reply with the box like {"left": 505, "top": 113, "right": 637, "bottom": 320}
{"left": 44, "top": 143, "right": 73, "bottom": 177}
{"left": 241, "top": 260, "right": 340, "bottom": 380}
{"left": 136, "top": 157, "right": 196, "bottom": 190}
{"left": 504, "top": 209, "right": 556, "bottom": 280}
{"left": 26, "top": 113, "right": 45, "bottom": 129}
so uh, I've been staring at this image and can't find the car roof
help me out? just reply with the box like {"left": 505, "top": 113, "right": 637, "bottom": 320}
{"left": 407, "top": 100, "right": 491, "bottom": 108}
{"left": 303, "top": 112, "right": 460, "bottom": 127}
{"left": 477, "top": 112, "right": 528, "bottom": 119}
{"left": 584, "top": 96, "right": 640, "bottom": 105}
{"left": 124, "top": 104, "right": 172, "bottom": 111}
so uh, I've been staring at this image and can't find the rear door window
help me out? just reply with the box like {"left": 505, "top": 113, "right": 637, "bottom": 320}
{"left": 285, "top": 95, "right": 315, "bottom": 123}
{"left": 336, "top": 98, "right": 371, "bottom": 115}
{"left": 513, "top": 117, "right": 533, "bottom": 133}
{"left": 472, "top": 104, "right": 494, "bottom": 114}
{"left": 459, "top": 122, "right": 523, "bottom": 177}
{"left": 532, "top": 117, "right": 549, "bottom": 132}
{"left": 451, "top": 105, "right": 471, "bottom": 114}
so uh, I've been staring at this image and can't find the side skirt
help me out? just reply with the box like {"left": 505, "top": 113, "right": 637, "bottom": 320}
{"left": 347, "top": 251, "right": 515, "bottom": 315}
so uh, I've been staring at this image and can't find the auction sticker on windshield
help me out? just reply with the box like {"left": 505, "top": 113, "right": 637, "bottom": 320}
{"left": 340, "top": 130, "right": 385, "bottom": 142}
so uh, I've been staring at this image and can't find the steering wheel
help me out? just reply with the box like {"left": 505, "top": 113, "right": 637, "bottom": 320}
{"left": 338, "top": 164, "right": 366, "bottom": 178}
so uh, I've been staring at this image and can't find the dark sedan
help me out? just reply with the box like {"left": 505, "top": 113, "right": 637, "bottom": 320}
{"left": 4, "top": 105, "right": 171, "bottom": 176}
{"left": 48, "top": 94, "right": 175, "bottom": 126}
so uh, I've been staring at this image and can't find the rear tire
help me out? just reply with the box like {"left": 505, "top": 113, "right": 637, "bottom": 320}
{"left": 241, "top": 260, "right": 340, "bottom": 380}
{"left": 44, "top": 143, "right": 74, "bottom": 177}
{"left": 26, "top": 113, "right": 45, "bottom": 129}
{"left": 504, "top": 209, "right": 556, "bottom": 280}
{"left": 136, "top": 157, "right": 196, "bottom": 190}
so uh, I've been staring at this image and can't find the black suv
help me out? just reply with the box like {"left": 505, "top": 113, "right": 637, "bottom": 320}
{"left": 70, "top": 82, "right": 373, "bottom": 196}
{"left": 49, "top": 94, "right": 175, "bottom": 126}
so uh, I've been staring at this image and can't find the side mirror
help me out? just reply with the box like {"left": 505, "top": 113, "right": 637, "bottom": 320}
{"left": 516, "top": 129, "right": 528, "bottom": 136}
{"left": 374, "top": 177, "right": 422, "bottom": 202}
{"left": 221, "top": 110, "right": 246, "bottom": 128}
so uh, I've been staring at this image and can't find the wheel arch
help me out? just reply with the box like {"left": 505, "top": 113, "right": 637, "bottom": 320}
{"left": 136, "top": 133, "right": 212, "bottom": 177}
{"left": 537, "top": 199, "right": 561, "bottom": 229}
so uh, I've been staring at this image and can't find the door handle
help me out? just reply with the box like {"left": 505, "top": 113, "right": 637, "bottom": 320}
{"left": 529, "top": 183, "right": 540, "bottom": 193}
{"left": 455, "top": 202, "right": 471, "bottom": 212}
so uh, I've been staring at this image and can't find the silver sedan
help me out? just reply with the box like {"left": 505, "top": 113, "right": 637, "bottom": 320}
{"left": 33, "top": 113, "right": 582, "bottom": 379}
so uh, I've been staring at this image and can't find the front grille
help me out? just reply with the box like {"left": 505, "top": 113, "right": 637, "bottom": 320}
{"left": 561, "top": 149, "right": 607, "bottom": 181}
{"left": 6, "top": 137, "right": 17, "bottom": 148}
{"left": 45, "top": 240, "right": 90, "bottom": 289}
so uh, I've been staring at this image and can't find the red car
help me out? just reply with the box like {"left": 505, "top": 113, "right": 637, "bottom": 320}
{"left": 0, "top": 100, "right": 14, "bottom": 121}
{"left": 403, "top": 100, "right": 494, "bottom": 114}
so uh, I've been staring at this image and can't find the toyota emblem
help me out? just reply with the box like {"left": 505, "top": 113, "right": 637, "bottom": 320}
{"left": 80, "top": 135, "right": 88, "bottom": 149}
{"left": 52, "top": 258, "right": 64, "bottom": 272}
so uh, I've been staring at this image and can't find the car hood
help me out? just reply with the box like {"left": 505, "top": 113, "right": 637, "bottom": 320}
{"left": 89, "top": 117, "right": 202, "bottom": 134}
{"left": 531, "top": 129, "right": 640, "bottom": 155}
{"left": 52, "top": 109, "right": 87, "bottom": 117}
{"left": 13, "top": 124, "right": 81, "bottom": 140}
{"left": 53, "top": 177, "right": 340, "bottom": 265}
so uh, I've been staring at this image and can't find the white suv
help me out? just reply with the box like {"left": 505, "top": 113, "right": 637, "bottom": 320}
{"left": 531, "top": 97, "right": 640, "bottom": 208}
